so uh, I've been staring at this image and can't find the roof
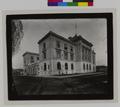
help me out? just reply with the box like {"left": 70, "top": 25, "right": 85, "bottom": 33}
{"left": 38, "top": 31, "right": 93, "bottom": 47}
{"left": 23, "top": 52, "right": 39, "bottom": 56}
{"left": 68, "top": 35, "right": 93, "bottom": 47}
{"left": 38, "top": 31, "right": 74, "bottom": 45}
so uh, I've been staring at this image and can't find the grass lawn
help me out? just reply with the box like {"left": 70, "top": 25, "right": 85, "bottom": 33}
{"left": 13, "top": 72, "right": 108, "bottom": 95}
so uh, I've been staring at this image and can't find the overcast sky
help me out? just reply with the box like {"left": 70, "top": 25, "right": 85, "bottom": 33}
{"left": 12, "top": 18, "right": 107, "bottom": 69}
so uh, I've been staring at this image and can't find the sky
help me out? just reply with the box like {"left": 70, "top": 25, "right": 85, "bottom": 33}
{"left": 12, "top": 18, "right": 107, "bottom": 69}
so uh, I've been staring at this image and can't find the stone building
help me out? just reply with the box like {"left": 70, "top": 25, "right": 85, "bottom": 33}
{"left": 23, "top": 31, "right": 96, "bottom": 76}
{"left": 23, "top": 52, "right": 40, "bottom": 76}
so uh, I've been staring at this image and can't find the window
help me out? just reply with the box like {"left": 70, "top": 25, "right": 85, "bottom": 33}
{"left": 70, "top": 53, "right": 74, "bottom": 61}
{"left": 43, "top": 43, "right": 46, "bottom": 49}
{"left": 57, "top": 62, "right": 61, "bottom": 70}
{"left": 65, "top": 63, "right": 68, "bottom": 70}
{"left": 89, "top": 64, "right": 91, "bottom": 70}
{"left": 85, "top": 48, "right": 87, "bottom": 61}
{"left": 93, "top": 54, "right": 95, "bottom": 64}
{"left": 48, "top": 65, "right": 49, "bottom": 70}
{"left": 64, "top": 44, "right": 68, "bottom": 51}
{"left": 82, "top": 46, "right": 85, "bottom": 61}
{"left": 83, "top": 63, "right": 85, "bottom": 70}
{"left": 87, "top": 64, "right": 88, "bottom": 70}
{"left": 42, "top": 43, "right": 47, "bottom": 59}
{"left": 30, "top": 56, "right": 34, "bottom": 63}
{"left": 56, "top": 41, "right": 60, "bottom": 48}
{"left": 64, "top": 51, "right": 68, "bottom": 60}
{"left": 43, "top": 51, "right": 46, "bottom": 59}
{"left": 70, "top": 46, "right": 73, "bottom": 52}
{"left": 87, "top": 50, "right": 90, "bottom": 62}
{"left": 44, "top": 63, "right": 47, "bottom": 71}
{"left": 56, "top": 49, "right": 61, "bottom": 58}
{"left": 71, "top": 63, "right": 74, "bottom": 70}
{"left": 37, "top": 57, "right": 39, "bottom": 61}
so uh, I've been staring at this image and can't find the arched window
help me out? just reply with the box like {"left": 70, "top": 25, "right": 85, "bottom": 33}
{"left": 83, "top": 63, "right": 85, "bottom": 70}
{"left": 44, "top": 63, "right": 46, "bottom": 71}
{"left": 57, "top": 62, "right": 61, "bottom": 70}
{"left": 71, "top": 63, "right": 74, "bottom": 70}
{"left": 65, "top": 63, "right": 68, "bottom": 70}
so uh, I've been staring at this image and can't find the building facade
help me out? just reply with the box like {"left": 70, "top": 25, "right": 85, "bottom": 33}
{"left": 23, "top": 52, "right": 40, "bottom": 76}
{"left": 23, "top": 31, "right": 96, "bottom": 76}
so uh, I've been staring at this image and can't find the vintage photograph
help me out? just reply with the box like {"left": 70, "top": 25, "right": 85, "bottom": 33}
{"left": 6, "top": 13, "right": 113, "bottom": 100}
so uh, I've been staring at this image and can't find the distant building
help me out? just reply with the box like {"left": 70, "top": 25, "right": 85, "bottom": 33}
{"left": 12, "top": 69, "right": 24, "bottom": 76}
{"left": 96, "top": 66, "right": 107, "bottom": 72}
{"left": 23, "top": 52, "right": 40, "bottom": 76}
{"left": 23, "top": 31, "right": 96, "bottom": 76}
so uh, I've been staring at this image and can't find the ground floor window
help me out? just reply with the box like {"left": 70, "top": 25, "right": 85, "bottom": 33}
{"left": 65, "top": 63, "right": 68, "bottom": 70}
{"left": 89, "top": 64, "right": 91, "bottom": 70}
{"left": 71, "top": 63, "right": 74, "bottom": 70}
{"left": 44, "top": 63, "right": 47, "bottom": 71}
{"left": 57, "top": 62, "right": 61, "bottom": 70}
{"left": 87, "top": 64, "right": 88, "bottom": 70}
{"left": 93, "top": 66, "right": 95, "bottom": 71}
{"left": 83, "top": 63, "right": 85, "bottom": 70}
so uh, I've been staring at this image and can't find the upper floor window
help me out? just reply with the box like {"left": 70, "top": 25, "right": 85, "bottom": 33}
{"left": 56, "top": 49, "right": 61, "bottom": 58}
{"left": 56, "top": 41, "right": 60, "bottom": 48}
{"left": 93, "top": 54, "right": 95, "bottom": 64}
{"left": 30, "top": 56, "right": 34, "bottom": 63}
{"left": 37, "top": 66, "right": 40, "bottom": 71}
{"left": 85, "top": 48, "right": 87, "bottom": 61}
{"left": 70, "top": 46, "right": 73, "bottom": 52}
{"left": 88, "top": 50, "right": 90, "bottom": 62}
{"left": 43, "top": 43, "right": 46, "bottom": 50}
{"left": 70, "top": 53, "right": 74, "bottom": 61}
{"left": 64, "top": 51, "right": 68, "bottom": 60}
{"left": 43, "top": 51, "right": 46, "bottom": 59}
{"left": 82, "top": 46, "right": 85, "bottom": 61}
{"left": 37, "top": 57, "right": 39, "bottom": 61}
{"left": 64, "top": 44, "right": 68, "bottom": 51}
